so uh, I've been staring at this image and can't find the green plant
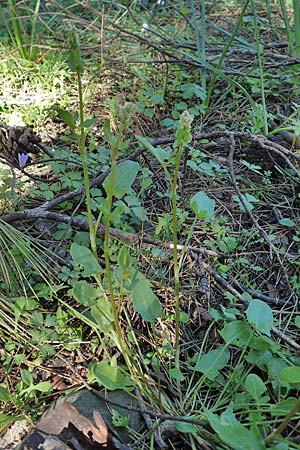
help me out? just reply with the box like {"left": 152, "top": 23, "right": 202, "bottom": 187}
{"left": 4, "top": 0, "right": 41, "bottom": 61}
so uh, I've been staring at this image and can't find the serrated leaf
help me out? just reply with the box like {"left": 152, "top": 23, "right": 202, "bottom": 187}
{"left": 103, "top": 161, "right": 139, "bottom": 199}
{"left": 193, "top": 347, "right": 230, "bottom": 380}
{"left": 246, "top": 299, "right": 273, "bottom": 336}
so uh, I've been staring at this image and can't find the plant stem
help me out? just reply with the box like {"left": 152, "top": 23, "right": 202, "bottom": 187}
{"left": 76, "top": 68, "right": 97, "bottom": 257}
{"left": 251, "top": 0, "right": 268, "bottom": 135}
{"left": 103, "top": 131, "right": 133, "bottom": 374}
{"left": 171, "top": 143, "right": 184, "bottom": 368}
{"left": 266, "top": 397, "right": 300, "bottom": 444}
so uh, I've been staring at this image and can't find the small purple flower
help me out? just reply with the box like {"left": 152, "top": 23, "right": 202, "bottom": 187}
{"left": 18, "top": 153, "right": 29, "bottom": 168}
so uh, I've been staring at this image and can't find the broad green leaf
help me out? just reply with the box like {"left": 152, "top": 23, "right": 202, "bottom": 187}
{"left": 207, "top": 408, "right": 264, "bottom": 450}
{"left": 71, "top": 281, "right": 100, "bottom": 306}
{"left": 220, "top": 320, "right": 253, "bottom": 347}
{"left": 270, "top": 398, "right": 299, "bottom": 416}
{"left": 21, "top": 369, "right": 33, "bottom": 386}
{"left": 151, "top": 93, "right": 164, "bottom": 104}
{"left": 135, "top": 135, "right": 170, "bottom": 164}
{"left": 267, "top": 358, "right": 288, "bottom": 381}
{"left": 91, "top": 301, "right": 113, "bottom": 334}
{"left": 190, "top": 191, "right": 215, "bottom": 220}
{"left": 280, "top": 366, "right": 300, "bottom": 384}
{"left": 0, "top": 385, "right": 11, "bottom": 403}
{"left": 246, "top": 300, "right": 273, "bottom": 336}
{"left": 103, "top": 161, "right": 139, "bottom": 199}
{"left": 244, "top": 374, "right": 267, "bottom": 401}
{"left": 81, "top": 117, "right": 97, "bottom": 129}
{"left": 70, "top": 243, "right": 102, "bottom": 276}
{"left": 0, "top": 414, "right": 19, "bottom": 432}
{"left": 92, "top": 361, "right": 133, "bottom": 391}
{"left": 279, "top": 218, "right": 295, "bottom": 227}
{"left": 169, "top": 367, "right": 185, "bottom": 381}
{"left": 175, "top": 419, "right": 197, "bottom": 433}
{"left": 130, "top": 271, "right": 162, "bottom": 322}
{"left": 193, "top": 347, "right": 230, "bottom": 380}
{"left": 51, "top": 106, "right": 76, "bottom": 131}
{"left": 34, "top": 381, "right": 52, "bottom": 393}
{"left": 245, "top": 349, "right": 272, "bottom": 369}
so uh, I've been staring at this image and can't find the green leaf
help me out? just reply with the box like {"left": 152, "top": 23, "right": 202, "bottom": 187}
{"left": 130, "top": 271, "right": 162, "bottom": 322}
{"left": 270, "top": 398, "right": 299, "bottom": 416}
{"left": 135, "top": 135, "right": 170, "bottom": 165}
{"left": 295, "top": 316, "right": 300, "bottom": 329}
{"left": 21, "top": 369, "right": 33, "bottom": 386}
{"left": 81, "top": 117, "right": 97, "bottom": 129}
{"left": 70, "top": 243, "right": 102, "bottom": 276}
{"left": 169, "top": 367, "right": 185, "bottom": 381}
{"left": 51, "top": 106, "right": 76, "bottom": 131}
{"left": 28, "top": 310, "right": 44, "bottom": 327}
{"left": 193, "top": 347, "right": 230, "bottom": 380}
{"left": 279, "top": 218, "right": 295, "bottom": 227}
{"left": 232, "top": 193, "right": 260, "bottom": 211}
{"left": 246, "top": 299, "right": 273, "bottom": 336}
{"left": 244, "top": 374, "right": 267, "bottom": 401}
{"left": 118, "top": 246, "right": 132, "bottom": 268}
{"left": 280, "top": 366, "right": 300, "bottom": 384}
{"left": 0, "top": 413, "right": 18, "bottom": 432}
{"left": 220, "top": 320, "right": 253, "bottom": 347}
{"left": 103, "top": 161, "right": 139, "bottom": 199}
{"left": 92, "top": 361, "right": 133, "bottom": 391}
{"left": 71, "top": 281, "right": 100, "bottom": 306}
{"left": 207, "top": 408, "right": 264, "bottom": 450}
{"left": 34, "top": 381, "right": 52, "bottom": 393}
{"left": 91, "top": 300, "right": 113, "bottom": 334}
{"left": 175, "top": 419, "right": 197, "bottom": 433}
{"left": 0, "top": 385, "right": 11, "bottom": 403}
{"left": 151, "top": 93, "right": 164, "bottom": 104}
{"left": 103, "top": 119, "right": 115, "bottom": 146}
{"left": 181, "top": 83, "right": 206, "bottom": 100}
{"left": 14, "top": 354, "right": 27, "bottom": 366}
{"left": 190, "top": 191, "right": 215, "bottom": 220}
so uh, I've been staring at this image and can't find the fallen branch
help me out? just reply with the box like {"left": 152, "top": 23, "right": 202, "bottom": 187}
{"left": 203, "top": 262, "right": 300, "bottom": 351}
